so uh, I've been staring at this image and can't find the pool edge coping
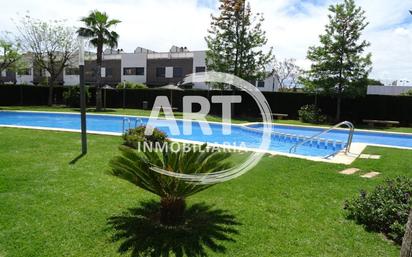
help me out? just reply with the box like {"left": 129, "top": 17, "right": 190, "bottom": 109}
{"left": 2, "top": 109, "right": 411, "bottom": 136}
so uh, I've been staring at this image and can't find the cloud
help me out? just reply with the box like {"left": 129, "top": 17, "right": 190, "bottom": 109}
{"left": 0, "top": 0, "right": 411, "bottom": 80}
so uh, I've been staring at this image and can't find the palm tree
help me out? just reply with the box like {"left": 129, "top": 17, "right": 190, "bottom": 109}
{"left": 109, "top": 144, "right": 232, "bottom": 226}
{"left": 77, "top": 10, "right": 121, "bottom": 111}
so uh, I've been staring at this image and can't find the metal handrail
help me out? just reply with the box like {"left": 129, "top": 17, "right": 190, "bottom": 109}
{"left": 122, "top": 118, "right": 131, "bottom": 133}
{"left": 122, "top": 117, "right": 143, "bottom": 133}
{"left": 289, "top": 121, "right": 355, "bottom": 155}
{"left": 134, "top": 118, "right": 142, "bottom": 127}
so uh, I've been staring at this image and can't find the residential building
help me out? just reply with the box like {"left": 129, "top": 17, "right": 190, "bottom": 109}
{"left": 0, "top": 45, "right": 279, "bottom": 91}
{"left": 367, "top": 85, "right": 412, "bottom": 95}
{"left": 391, "top": 79, "right": 412, "bottom": 87}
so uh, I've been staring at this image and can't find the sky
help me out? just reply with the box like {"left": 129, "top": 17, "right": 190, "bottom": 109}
{"left": 0, "top": 0, "right": 411, "bottom": 82}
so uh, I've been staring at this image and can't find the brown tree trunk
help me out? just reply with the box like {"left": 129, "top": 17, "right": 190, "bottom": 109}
{"left": 48, "top": 75, "right": 58, "bottom": 106}
{"left": 95, "top": 85, "right": 102, "bottom": 111}
{"left": 95, "top": 45, "right": 103, "bottom": 111}
{"left": 160, "top": 197, "right": 186, "bottom": 226}
{"left": 95, "top": 62, "right": 102, "bottom": 111}
{"left": 336, "top": 94, "right": 342, "bottom": 123}
{"left": 48, "top": 80, "right": 54, "bottom": 106}
{"left": 401, "top": 209, "right": 412, "bottom": 257}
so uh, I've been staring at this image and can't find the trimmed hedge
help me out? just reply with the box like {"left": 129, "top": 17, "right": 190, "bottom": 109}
{"left": 0, "top": 84, "right": 411, "bottom": 125}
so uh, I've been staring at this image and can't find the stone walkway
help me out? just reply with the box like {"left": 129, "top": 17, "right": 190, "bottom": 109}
{"left": 338, "top": 168, "right": 380, "bottom": 178}
{"left": 361, "top": 172, "right": 381, "bottom": 178}
{"left": 359, "top": 154, "right": 381, "bottom": 160}
{"left": 339, "top": 168, "right": 360, "bottom": 175}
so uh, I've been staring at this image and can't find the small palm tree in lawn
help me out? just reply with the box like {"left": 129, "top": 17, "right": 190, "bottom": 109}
{"left": 77, "top": 10, "right": 121, "bottom": 111}
{"left": 109, "top": 144, "right": 233, "bottom": 226}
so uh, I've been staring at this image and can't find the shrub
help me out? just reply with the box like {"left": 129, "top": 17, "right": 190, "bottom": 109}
{"left": 298, "top": 104, "right": 327, "bottom": 124}
{"left": 63, "top": 86, "right": 90, "bottom": 107}
{"left": 344, "top": 177, "right": 412, "bottom": 244}
{"left": 401, "top": 89, "right": 412, "bottom": 96}
{"left": 116, "top": 81, "right": 147, "bottom": 89}
{"left": 123, "top": 125, "right": 168, "bottom": 148}
{"left": 109, "top": 144, "right": 233, "bottom": 226}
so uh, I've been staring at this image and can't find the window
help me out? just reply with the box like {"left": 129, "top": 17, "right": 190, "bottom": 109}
{"left": 85, "top": 68, "right": 96, "bottom": 77}
{"left": 257, "top": 81, "right": 265, "bottom": 88}
{"left": 173, "top": 67, "right": 183, "bottom": 78}
{"left": 105, "top": 68, "right": 113, "bottom": 77}
{"left": 123, "top": 67, "right": 144, "bottom": 76}
{"left": 165, "top": 67, "right": 173, "bottom": 78}
{"left": 195, "top": 66, "right": 206, "bottom": 73}
{"left": 65, "top": 67, "right": 79, "bottom": 75}
{"left": 136, "top": 67, "right": 144, "bottom": 75}
{"left": 17, "top": 68, "right": 32, "bottom": 76}
{"left": 156, "top": 67, "right": 165, "bottom": 78}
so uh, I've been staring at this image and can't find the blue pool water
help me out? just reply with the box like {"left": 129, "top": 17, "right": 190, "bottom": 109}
{"left": 0, "top": 111, "right": 411, "bottom": 157}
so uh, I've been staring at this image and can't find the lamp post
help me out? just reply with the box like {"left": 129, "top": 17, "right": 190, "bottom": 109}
{"left": 78, "top": 37, "right": 87, "bottom": 154}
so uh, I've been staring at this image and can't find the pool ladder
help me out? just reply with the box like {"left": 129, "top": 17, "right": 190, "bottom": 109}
{"left": 289, "top": 121, "right": 355, "bottom": 156}
{"left": 243, "top": 126, "right": 346, "bottom": 152}
{"left": 122, "top": 117, "right": 143, "bottom": 133}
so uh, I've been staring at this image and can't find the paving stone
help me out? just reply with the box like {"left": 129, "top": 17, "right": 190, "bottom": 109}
{"left": 359, "top": 154, "right": 371, "bottom": 159}
{"left": 339, "top": 168, "right": 360, "bottom": 175}
{"left": 361, "top": 171, "right": 381, "bottom": 178}
{"left": 369, "top": 155, "right": 381, "bottom": 160}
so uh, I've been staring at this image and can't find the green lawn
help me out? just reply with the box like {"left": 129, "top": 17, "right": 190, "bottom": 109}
{"left": 1, "top": 128, "right": 411, "bottom": 256}
{"left": 1, "top": 105, "right": 412, "bottom": 133}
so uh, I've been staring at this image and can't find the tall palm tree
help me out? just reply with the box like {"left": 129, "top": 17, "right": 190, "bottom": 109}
{"left": 77, "top": 10, "right": 121, "bottom": 111}
{"left": 109, "top": 144, "right": 232, "bottom": 226}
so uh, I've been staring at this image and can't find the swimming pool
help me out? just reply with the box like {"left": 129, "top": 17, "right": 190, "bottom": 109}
{"left": 1, "top": 111, "right": 411, "bottom": 158}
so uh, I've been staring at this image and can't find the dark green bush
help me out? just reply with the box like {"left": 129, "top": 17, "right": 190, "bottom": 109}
{"left": 344, "top": 177, "right": 412, "bottom": 244}
{"left": 401, "top": 89, "right": 412, "bottom": 96}
{"left": 63, "top": 86, "right": 90, "bottom": 107}
{"left": 116, "top": 81, "right": 147, "bottom": 89}
{"left": 298, "top": 104, "right": 327, "bottom": 124}
{"left": 123, "top": 125, "right": 168, "bottom": 149}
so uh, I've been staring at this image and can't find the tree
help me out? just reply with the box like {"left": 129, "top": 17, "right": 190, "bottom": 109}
{"left": 77, "top": 10, "right": 121, "bottom": 111}
{"left": 0, "top": 36, "right": 23, "bottom": 82}
{"left": 304, "top": 0, "right": 372, "bottom": 122}
{"left": 15, "top": 15, "right": 78, "bottom": 106}
{"left": 401, "top": 210, "right": 412, "bottom": 257}
{"left": 205, "top": 0, "right": 272, "bottom": 84}
{"left": 271, "top": 56, "right": 303, "bottom": 91}
{"left": 109, "top": 144, "right": 232, "bottom": 226}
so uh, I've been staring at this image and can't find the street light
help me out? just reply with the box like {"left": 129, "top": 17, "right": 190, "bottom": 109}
{"left": 78, "top": 37, "right": 87, "bottom": 154}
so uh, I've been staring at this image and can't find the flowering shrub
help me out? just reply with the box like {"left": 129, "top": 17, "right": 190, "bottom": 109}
{"left": 344, "top": 177, "right": 412, "bottom": 244}
{"left": 298, "top": 104, "right": 327, "bottom": 124}
{"left": 123, "top": 125, "right": 168, "bottom": 149}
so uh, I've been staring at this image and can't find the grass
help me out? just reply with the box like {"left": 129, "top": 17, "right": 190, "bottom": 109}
{"left": 1, "top": 128, "right": 411, "bottom": 256}
{"left": 1, "top": 105, "right": 412, "bottom": 133}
